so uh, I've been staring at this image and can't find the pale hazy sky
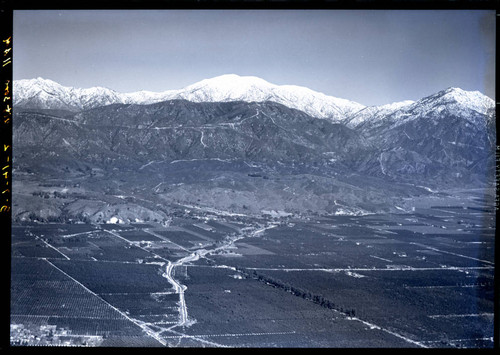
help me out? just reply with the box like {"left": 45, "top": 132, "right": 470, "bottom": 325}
{"left": 13, "top": 10, "right": 495, "bottom": 106}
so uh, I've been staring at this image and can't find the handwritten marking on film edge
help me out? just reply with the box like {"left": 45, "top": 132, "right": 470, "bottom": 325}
{"left": 1, "top": 37, "right": 12, "bottom": 213}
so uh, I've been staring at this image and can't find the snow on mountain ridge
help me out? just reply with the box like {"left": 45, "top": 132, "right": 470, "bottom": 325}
{"left": 172, "top": 74, "right": 276, "bottom": 102}
{"left": 153, "top": 74, "right": 366, "bottom": 121}
{"left": 425, "top": 87, "right": 495, "bottom": 115}
{"left": 15, "top": 77, "right": 125, "bottom": 110}
{"left": 14, "top": 74, "right": 365, "bottom": 121}
{"left": 402, "top": 87, "right": 493, "bottom": 118}
{"left": 346, "top": 86, "right": 494, "bottom": 130}
{"left": 185, "top": 74, "right": 274, "bottom": 91}
{"left": 344, "top": 100, "right": 415, "bottom": 128}
{"left": 376, "top": 87, "right": 495, "bottom": 130}
{"left": 14, "top": 76, "right": 494, "bottom": 126}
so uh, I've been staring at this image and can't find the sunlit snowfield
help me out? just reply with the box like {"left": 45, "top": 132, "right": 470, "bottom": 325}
{"left": 11, "top": 188, "right": 494, "bottom": 347}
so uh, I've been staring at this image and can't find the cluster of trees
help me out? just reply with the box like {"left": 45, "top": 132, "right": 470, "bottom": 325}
{"left": 31, "top": 191, "right": 52, "bottom": 199}
{"left": 18, "top": 212, "right": 92, "bottom": 224}
{"left": 242, "top": 268, "right": 357, "bottom": 318}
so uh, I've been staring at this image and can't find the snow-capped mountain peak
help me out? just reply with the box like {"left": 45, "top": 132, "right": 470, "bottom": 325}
{"left": 391, "top": 87, "right": 495, "bottom": 125}
{"left": 16, "top": 77, "right": 65, "bottom": 96}
{"left": 174, "top": 74, "right": 277, "bottom": 102}
{"left": 160, "top": 74, "right": 365, "bottom": 121}
{"left": 14, "top": 74, "right": 366, "bottom": 122}
{"left": 347, "top": 86, "right": 495, "bottom": 131}
{"left": 14, "top": 77, "right": 124, "bottom": 111}
{"left": 186, "top": 74, "right": 275, "bottom": 91}
{"left": 13, "top": 75, "right": 494, "bottom": 127}
{"left": 428, "top": 87, "right": 495, "bottom": 115}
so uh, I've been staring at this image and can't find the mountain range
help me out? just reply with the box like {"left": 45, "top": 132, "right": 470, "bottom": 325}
{"left": 14, "top": 74, "right": 494, "bottom": 126}
{"left": 11, "top": 74, "right": 496, "bottom": 220}
{"left": 14, "top": 75, "right": 365, "bottom": 122}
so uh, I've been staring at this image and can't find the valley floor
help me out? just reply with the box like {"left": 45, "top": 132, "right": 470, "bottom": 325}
{"left": 10, "top": 190, "right": 495, "bottom": 348}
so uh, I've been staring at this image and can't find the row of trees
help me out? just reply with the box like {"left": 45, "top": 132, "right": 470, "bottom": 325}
{"left": 240, "top": 268, "right": 357, "bottom": 318}
{"left": 15, "top": 212, "right": 92, "bottom": 224}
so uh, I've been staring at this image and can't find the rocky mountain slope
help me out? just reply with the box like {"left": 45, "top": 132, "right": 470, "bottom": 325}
{"left": 11, "top": 76, "right": 496, "bottom": 222}
{"left": 13, "top": 100, "right": 370, "bottom": 166}
{"left": 355, "top": 87, "right": 496, "bottom": 184}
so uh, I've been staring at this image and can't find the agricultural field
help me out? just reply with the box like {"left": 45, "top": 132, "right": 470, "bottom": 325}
{"left": 10, "top": 189, "right": 495, "bottom": 348}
